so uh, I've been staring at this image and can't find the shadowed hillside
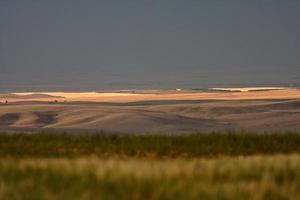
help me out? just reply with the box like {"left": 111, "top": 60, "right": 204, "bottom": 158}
{"left": 1, "top": 98, "right": 300, "bottom": 133}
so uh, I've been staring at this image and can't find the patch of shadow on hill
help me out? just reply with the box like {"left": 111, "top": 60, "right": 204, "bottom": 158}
{"left": 209, "top": 100, "right": 300, "bottom": 115}
{"left": 259, "top": 100, "right": 300, "bottom": 110}
{"left": 62, "top": 100, "right": 219, "bottom": 106}
{"left": 0, "top": 113, "right": 20, "bottom": 126}
{"left": 137, "top": 112, "right": 235, "bottom": 131}
{"left": 61, "top": 99, "right": 295, "bottom": 107}
{"left": 34, "top": 112, "right": 58, "bottom": 127}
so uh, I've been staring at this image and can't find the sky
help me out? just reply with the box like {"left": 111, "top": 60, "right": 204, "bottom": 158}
{"left": 1, "top": 0, "right": 300, "bottom": 91}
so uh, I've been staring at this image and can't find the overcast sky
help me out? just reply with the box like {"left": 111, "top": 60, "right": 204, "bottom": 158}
{"left": 1, "top": 0, "right": 300, "bottom": 91}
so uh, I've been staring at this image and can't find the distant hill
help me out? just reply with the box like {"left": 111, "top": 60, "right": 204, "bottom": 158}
{"left": 0, "top": 93, "right": 64, "bottom": 99}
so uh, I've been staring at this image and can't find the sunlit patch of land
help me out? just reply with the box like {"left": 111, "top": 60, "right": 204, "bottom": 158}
{"left": 0, "top": 87, "right": 299, "bottom": 103}
{"left": 210, "top": 87, "right": 287, "bottom": 92}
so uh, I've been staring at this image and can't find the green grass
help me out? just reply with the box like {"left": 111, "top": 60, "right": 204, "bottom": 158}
{"left": 1, "top": 132, "right": 300, "bottom": 199}
{"left": 0, "top": 155, "right": 300, "bottom": 200}
{"left": 0, "top": 132, "right": 300, "bottom": 158}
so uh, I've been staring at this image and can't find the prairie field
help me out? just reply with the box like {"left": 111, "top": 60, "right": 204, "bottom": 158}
{"left": 0, "top": 132, "right": 300, "bottom": 200}
{"left": 1, "top": 89, "right": 300, "bottom": 133}
{"left": 0, "top": 132, "right": 300, "bottom": 158}
{"left": 1, "top": 89, "right": 300, "bottom": 199}
{"left": 1, "top": 155, "right": 300, "bottom": 200}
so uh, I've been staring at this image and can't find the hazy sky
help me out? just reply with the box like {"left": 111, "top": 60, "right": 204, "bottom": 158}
{"left": 1, "top": 0, "right": 300, "bottom": 91}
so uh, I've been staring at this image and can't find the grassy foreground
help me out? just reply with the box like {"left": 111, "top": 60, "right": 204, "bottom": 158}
{"left": 0, "top": 132, "right": 300, "bottom": 199}
{"left": 0, "top": 155, "right": 300, "bottom": 200}
{"left": 0, "top": 132, "right": 300, "bottom": 158}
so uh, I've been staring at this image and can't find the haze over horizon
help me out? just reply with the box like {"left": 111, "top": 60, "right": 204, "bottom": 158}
{"left": 1, "top": 1, "right": 300, "bottom": 92}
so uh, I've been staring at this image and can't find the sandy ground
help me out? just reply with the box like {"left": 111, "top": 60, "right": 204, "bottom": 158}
{"left": 0, "top": 88, "right": 300, "bottom": 133}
